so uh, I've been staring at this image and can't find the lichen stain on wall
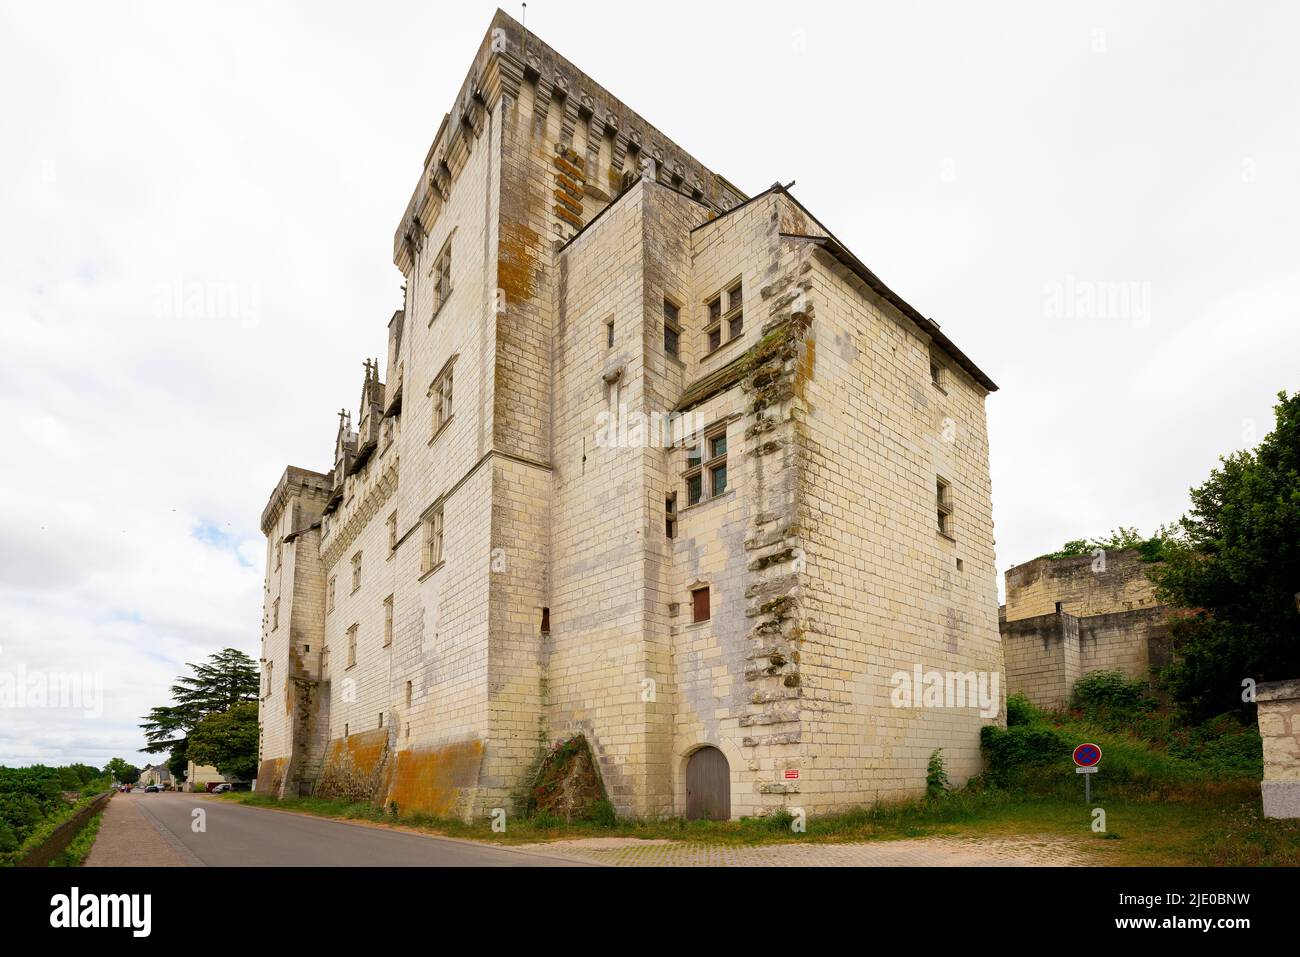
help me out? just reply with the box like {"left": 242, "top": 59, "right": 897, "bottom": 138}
{"left": 384, "top": 739, "right": 485, "bottom": 816}
{"left": 498, "top": 220, "right": 539, "bottom": 305}
{"left": 255, "top": 757, "right": 286, "bottom": 794}
{"left": 316, "top": 728, "right": 389, "bottom": 802}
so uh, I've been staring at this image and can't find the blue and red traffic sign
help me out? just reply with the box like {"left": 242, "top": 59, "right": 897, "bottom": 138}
{"left": 1072, "top": 743, "right": 1103, "bottom": 768}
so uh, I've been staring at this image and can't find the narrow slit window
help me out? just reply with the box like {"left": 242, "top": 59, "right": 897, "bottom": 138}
{"left": 663, "top": 299, "right": 681, "bottom": 357}
{"left": 936, "top": 477, "right": 953, "bottom": 537}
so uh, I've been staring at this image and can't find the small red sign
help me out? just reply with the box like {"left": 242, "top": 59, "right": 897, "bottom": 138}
{"left": 1072, "top": 743, "right": 1102, "bottom": 768}
{"left": 784, "top": 769, "right": 800, "bottom": 780}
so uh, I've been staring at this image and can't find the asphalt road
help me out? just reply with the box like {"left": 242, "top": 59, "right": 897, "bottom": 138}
{"left": 125, "top": 792, "right": 588, "bottom": 867}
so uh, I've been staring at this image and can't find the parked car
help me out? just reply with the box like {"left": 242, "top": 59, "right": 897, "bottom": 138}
{"left": 144, "top": 784, "right": 159, "bottom": 793}
{"left": 211, "top": 783, "right": 232, "bottom": 793}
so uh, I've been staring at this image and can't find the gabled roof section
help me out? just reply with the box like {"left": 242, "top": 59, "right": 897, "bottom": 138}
{"left": 774, "top": 188, "right": 997, "bottom": 392}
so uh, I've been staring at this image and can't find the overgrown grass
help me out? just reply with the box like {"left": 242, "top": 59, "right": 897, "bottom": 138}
{"left": 48, "top": 801, "right": 106, "bottom": 867}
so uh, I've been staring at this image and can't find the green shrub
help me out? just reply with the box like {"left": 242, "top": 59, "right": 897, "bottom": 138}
{"left": 584, "top": 799, "right": 618, "bottom": 828}
{"left": 1005, "top": 693, "right": 1037, "bottom": 727}
{"left": 926, "top": 750, "right": 950, "bottom": 798}
{"left": 1070, "top": 670, "right": 1154, "bottom": 716}
{"left": 979, "top": 723, "right": 1072, "bottom": 788}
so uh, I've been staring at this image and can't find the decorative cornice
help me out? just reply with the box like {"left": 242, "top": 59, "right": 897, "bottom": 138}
{"left": 320, "top": 456, "right": 399, "bottom": 570}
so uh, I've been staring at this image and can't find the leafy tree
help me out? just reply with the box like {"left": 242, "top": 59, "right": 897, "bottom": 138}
{"left": 186, "top": 701, "right": 258, "bottom": 781}
{"left": 167, "top": 741, "right": 190, "bottom": 784}
{"left": 103, "top": 757, "right": 140, "bottom": 785}
{"left": 140, "top": 648, "right": 259, "bottom": 763}
{"left": 1150, "top": 391, "right": 1300, "bottom": 721}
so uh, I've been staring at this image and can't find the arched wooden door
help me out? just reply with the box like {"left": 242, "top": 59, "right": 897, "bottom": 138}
{"left": 686, "top": 746, "right": 730, "bottom": 820}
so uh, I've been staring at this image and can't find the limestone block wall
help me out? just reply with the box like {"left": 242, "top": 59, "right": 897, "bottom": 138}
{"left": 1257, "top": 678, "right": 1300, "bottom": 818}
{"left": 257, "top": 467, "right": 330, "bottom": 795}
{"left": 548, "top": 182, "right": 662, "bottom": 816}
{"left": 1004, "top": 550, "right": 1159, "bottom": 622}
{"left": 1001, "top": 613, "right": 1081, "bottom": 711}
{"left": 793, "top": 215, "right": 1002, "bottom": 806}
{"left": 1077, "top": 606, "right": 1168, "bottom": 676}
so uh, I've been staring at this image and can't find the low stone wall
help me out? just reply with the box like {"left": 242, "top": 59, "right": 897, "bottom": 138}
{"left": 1002, "top": 605, "right": 1171, "bottom": 709}
{"left": 16, "top": 791, "right": 112, "bottom": 867}
{"left": 1257, "top": 678, "right": 1300, "bottom": 819}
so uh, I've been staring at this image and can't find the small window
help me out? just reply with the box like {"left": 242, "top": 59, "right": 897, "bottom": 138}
{"left": 346, "top": 623, "right": 358, "bottom": 668}
{"left": 605, "top": 317, "right": 615, "bottom": 348}
{"left": 351, "top": 551, "right": 362, "bottom": 593}
{"left": 704, "top": 280, "right": 743, "bottom": 354}
{"left": 663, "top": 299, "right": 681, "bottom": 358}
{"left": 378, "top": 712, "right": 384, "bottom": 729}
{"left": 421, "top": 507, "right": 444, "bottom": 573}
{"left": 431, "top": 366, "right": 454, "bottom": 435}
{"left": 387, "top": 512, "right": 397, "bottom": 553}
{"left": 430, "top": 238, "right": 452, "bottom": 318}
{"left": 265, "top": 661, "right": 273, "bottom": 698}
{"left": 685, "top": 425, "right": 728, "bottom": 504}
{"left": 405, "top": 680, "right": 413, "bottom": 708}
{"left": 274, "top": 539, "right": 282, "bottom": 571}
{"left": 686, "top": 472, "right": 703, "bottom": 506}
{"left": 327, "top": 576, "right": 336, "bottom": 614}
{"left": 272, "top": 597, "right": 280, "bottom": 630}
{"left": 665, "top": 494, "right": 677, "bottom": 539}
{"left": 930, "top": 353, "right": 946, "bottom": 390}
{"left": 383, "top": 594, "right": 394, "bottom": 647}
{"left": 936, "top": 477, "right": 953, "bottom": 537}
{"left": 540, "top": 607, "right": 550, "bottom": 633}
{"left": 691, "top": 586, "right": 711, "bottom": 623}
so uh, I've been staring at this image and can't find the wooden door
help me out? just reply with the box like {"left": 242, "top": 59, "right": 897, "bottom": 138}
{"left": 686, "top": 746, "right": 730, "bottom": 820}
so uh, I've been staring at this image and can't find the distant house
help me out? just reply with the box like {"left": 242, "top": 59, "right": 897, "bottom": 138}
{"left": 138, "top": 764, "right": 173, "bottom": 788}
{"left": 185, "top": 761, "right": 240, "bottom": 792}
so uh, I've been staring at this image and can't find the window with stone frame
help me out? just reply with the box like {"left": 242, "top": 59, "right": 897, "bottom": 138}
{"left": 387, "top": 511, "right": 397, "bottom": 554}
{"left": 691, "top": 585, "right": 711, "bottom": 623}
{"left": 327, "top": 575, "right": 336, "bottom": 613}
{"left": 383, "top": 594, "right": 394, "bottom": 647}
{"left": 704, "top": 279, "right": 743, "bottom": 354}
{"left": 665, "top": 492, "right": 677, "bottom": 539}
{"left": 265, "top": 661, "right": 272, "bottom": 699}
{"left": 272, "top": 597, "right": 279, "bottom": 630}
{"left": 421, "top": 507, "right": 444, "bottom": 574}
{"left": 663, "top": 297, "right": 681, "bottom": 358}
{"left": 929, "top": 351, "right": 947, "bottom": 391}
{"left": 684, "top": 424, "right": 728, "bottom": 506}
{"left": 430, "top": 364, "right": 454, "bottom": 436}
{"left": 429, "top": 236, "right": 452, "bottom": 320}
{"left": 346, "top": 623, "right": 358, "bottom": 669}
{"left": 351, "top": 551, "right": 362, "bottom": 593}
{"left": 936, "top": 476, "right": 953, "bottom": 537}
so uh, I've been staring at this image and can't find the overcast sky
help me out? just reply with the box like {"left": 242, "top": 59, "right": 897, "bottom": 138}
{"left": 2, "top": 1, "right": 1297, "bottom": 768}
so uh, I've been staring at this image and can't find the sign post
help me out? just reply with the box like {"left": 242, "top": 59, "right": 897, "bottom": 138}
{"left": 1072, "top": 743, "right": 1102, "bottom": 802}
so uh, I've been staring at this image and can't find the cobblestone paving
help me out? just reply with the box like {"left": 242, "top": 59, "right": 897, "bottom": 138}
{"left": 516, "top": 835, "right": 1088, "bottom": 867}
{"left": 85, "top": 793, "right": 193, "bottom": 867}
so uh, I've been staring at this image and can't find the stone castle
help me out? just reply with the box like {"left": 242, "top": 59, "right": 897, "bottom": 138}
{"left": 257, "top": 10, "right": 1003, "bottom": 821}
